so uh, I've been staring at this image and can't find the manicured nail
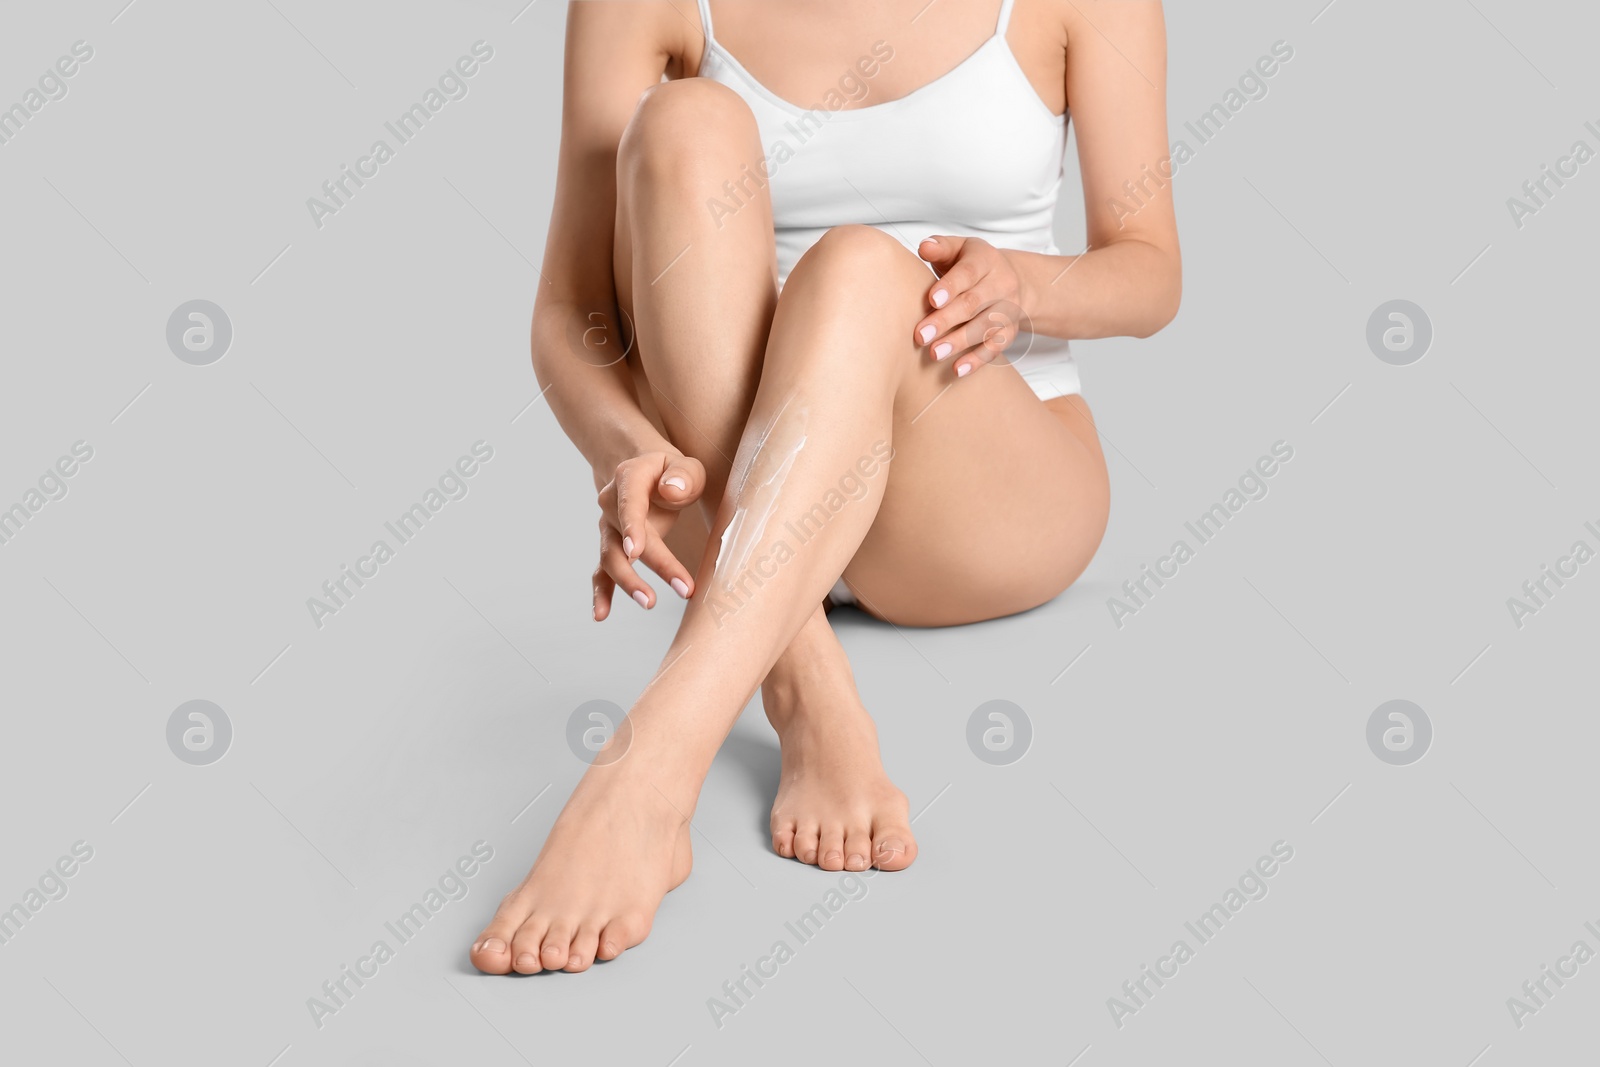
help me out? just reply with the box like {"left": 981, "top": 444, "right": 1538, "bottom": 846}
{"left": 632, "top": 589, "right": 650, "bottom": 608}
{"left": 932, "top": 289, "right": 948, "bottom": 308}
{"left": 662, "top": 475, "right": 687, "bottom": 491}
{"left": 934, "top": 342, "right": 952, "bottom": 360}
{"left": 622, "top": 536, "right": 635, "bottom": 557}
{"left": 670, "top": 577, "right": 690, "bottom": 598}
{"left": 956, "top": 363, "right": 972, "bottom": 377}
{"left": 919, "top": 324, "right": 936, "bottom": 344}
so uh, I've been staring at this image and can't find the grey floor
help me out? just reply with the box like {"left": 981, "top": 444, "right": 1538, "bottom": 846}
{"left": 3, "top": 1, "right": 1597, "bottom": 1064}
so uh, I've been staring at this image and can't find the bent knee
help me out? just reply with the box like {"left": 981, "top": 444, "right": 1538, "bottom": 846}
{"left": 619, "top": 78, "right": 759, "bottom": 174}
{"left": 790, "top": 225, "right": 928, "bottom": 289}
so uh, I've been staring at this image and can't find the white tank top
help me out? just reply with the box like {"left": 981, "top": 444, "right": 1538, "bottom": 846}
{"left": 697, "top": 0, "right": 1081, "bottom": 399}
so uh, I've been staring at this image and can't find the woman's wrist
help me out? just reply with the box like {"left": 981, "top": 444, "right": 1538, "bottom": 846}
{"left": 1002, "top": 248, "right": 1038, "bottom": 330}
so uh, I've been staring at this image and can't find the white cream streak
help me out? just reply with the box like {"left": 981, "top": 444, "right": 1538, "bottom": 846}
{"left": 714, "top": 398, "right": 808, "bottom": 594}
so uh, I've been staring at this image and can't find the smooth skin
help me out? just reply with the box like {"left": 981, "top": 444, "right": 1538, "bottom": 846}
{"left": 470, "top": 0, "right": 1179, "bottom": 974}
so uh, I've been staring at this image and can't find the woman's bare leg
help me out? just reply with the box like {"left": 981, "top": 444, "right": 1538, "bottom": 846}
{"left": 610, "top": 79, "right": 775, "bottom": 503}
{"left": 609, "top": 82, "right": 914, "bottom": 876}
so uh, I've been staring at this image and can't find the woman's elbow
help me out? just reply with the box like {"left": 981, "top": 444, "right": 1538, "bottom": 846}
{"left": 1134, "top": 256, "right": 1182, "bottom": 338}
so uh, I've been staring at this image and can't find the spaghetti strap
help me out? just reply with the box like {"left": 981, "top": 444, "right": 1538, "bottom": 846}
{"left": 697, "top": 0, "right": 716, "bottom": 42}
{"left": 995, "top": 0, "right": 1015, "bottom": 36}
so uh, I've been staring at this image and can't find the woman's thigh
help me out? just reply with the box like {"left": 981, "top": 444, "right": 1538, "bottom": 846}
{"left": 844, "top": 379, "right": 1109, "bottom": 626}
{"left": 825, "top": 253, "right": 1110, "bottom": 626}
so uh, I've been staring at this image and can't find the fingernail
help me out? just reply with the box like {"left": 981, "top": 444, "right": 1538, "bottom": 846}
{"left": 934, "top": 342, "right": 952, "bottom": 360}
{"left": 662, "top": 476, "right": 687, "bottom": 491}
{"left": 632, "top": 589, "right": 650, "bottom": 609}
{"left": 670, "top": 577, "right": 690, "bottom": 599}
{"left": 622, "top": 536, "right": 635, "bottom": 557}
{"left": 956, "top": 363, "right": 972, "bottom": 378}
{"left": 932, "top": 289, "right": 948, "bottom": 308}
{"left": 918, "top": 324, "right": 936, "bottom": 344}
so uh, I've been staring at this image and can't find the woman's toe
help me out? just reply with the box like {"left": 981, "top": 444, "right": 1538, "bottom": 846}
{"left": 772, "top": 819, "right": 797, "bottom": 859}
{"left": 565, "top": 924, "right": 601, "bottom": 972}
{"left": 842, "top": 827, "right": 873, "bottom": 872}
{"left": 793, "top": 822, "right": 821, "bottom": 866}
{"left": 598, "top": 914, "right": 648, "bottom": 961}
{"left": 541, "top": 922, "right": 576, "bottom": 971}
{"left": 818, "top": 826, "right": 846, "bottom": 872}
{"left": 470, "top": 896, "right": 529, "bottom": 974}
{"left": 510, "top": 917, "right": 549, "bottom": 974}
{"left": 872, "top": 821, "right": 917, "bottom": 871}
{"left": 470, "top": 928, "right": 516, "bottom": 975}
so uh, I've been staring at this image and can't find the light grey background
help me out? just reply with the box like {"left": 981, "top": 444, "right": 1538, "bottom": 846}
{"left": 2, "top": 1, "right": 1596, "bottom": 1064}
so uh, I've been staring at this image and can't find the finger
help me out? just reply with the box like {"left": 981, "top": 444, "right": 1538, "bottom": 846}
{"left": 917, "top": 235, "right": 964, "bottom": 271}
{"left": 600, "top": 521, "right": 657, "bottom": 609}
{"left": 592, "top": 567, "right": 615, "bottom": 621}
{"left": 916, "top": 262, "right": 992, "bottom": 348}
{"left": 654, "top": 455, "right": 707, "bottom": 512}
{"left": 638, "top": 535, "right": 695, "bottom": 600}
{"left": 614, "top": 457, "right": 662, "bottom": 564}
{"left": 949, "top": 306, "right": 1018, "bottom": 379}
{"left": 922, "top": 303, "right": 1016, "bottom": 372}
{"left": 924, "top": 284, "right": 1018, "bottom": 358}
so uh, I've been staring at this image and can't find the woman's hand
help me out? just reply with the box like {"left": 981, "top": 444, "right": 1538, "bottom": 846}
{"left": 914, "top": 236, "right": 1028, "bottom": 379}
{"left": 593, "top": 450, "right": 706, "bottom": 620}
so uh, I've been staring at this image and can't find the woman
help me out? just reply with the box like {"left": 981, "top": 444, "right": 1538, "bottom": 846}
{"left": 470, "top": 0, "right": 1179, "bottom": 974}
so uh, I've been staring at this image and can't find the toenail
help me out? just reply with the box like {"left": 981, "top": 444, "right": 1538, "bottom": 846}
{"left": 824, "top": 851, "right": 842, "bottom": 863}
{"left": 847, "top": 854, "right": 867, "bottom": 870}
{"left": 515, "top": 952, "right": 538, "bottom": 969}
{"left": 483, "top": 938, "right": 506, "bottom": 954}
{"left": 602, "top": 941, "right": 619, "bottom": 957}
{"left": 568, "top": 954, "right": 582, "bottom": 969}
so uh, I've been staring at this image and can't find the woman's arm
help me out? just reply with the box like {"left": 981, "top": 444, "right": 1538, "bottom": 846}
{"left": 1014, "top": 0, "right": 1180, "bottom": 340}
{"left": 909, "top": 1, "right": 1179, "bottom": 373}
{"left": 531, "top": 2, "right": 688, "bottom": 478}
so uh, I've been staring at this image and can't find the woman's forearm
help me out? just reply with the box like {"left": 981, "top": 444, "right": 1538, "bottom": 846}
{"left": 532, "top": 299, "right": 670, "bottom": 482}
{"left": 1008, "top": 238, "right": 1181, "bottom": 342}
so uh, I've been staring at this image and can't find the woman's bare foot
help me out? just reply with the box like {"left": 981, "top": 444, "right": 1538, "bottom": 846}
{"left": 469, "top": 763, "right": 693, "bottom": 974}
{"left": 763, "top": 621, "right": 917, "bottom": 873}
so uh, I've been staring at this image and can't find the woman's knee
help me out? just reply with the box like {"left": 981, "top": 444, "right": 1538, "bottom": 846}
{"left": 774, "top": 226, "right": 933, "bottom": 387}
{"left": 788, "top": 225, "right": 926, "bottom": 292}
{"left": 617, "top": 78, "right": 760, "bottom": 182}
